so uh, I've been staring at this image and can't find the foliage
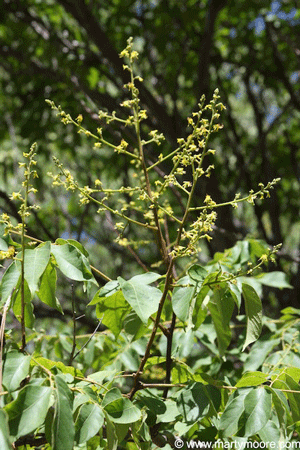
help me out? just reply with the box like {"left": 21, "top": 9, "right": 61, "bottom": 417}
{"left": 0, "top": 40, "right": 298, "bottom": 449}
{"left": 1, "top": 0, "right": 300, "bottom": 310}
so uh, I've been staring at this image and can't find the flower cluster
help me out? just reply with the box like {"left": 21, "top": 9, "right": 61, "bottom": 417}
{"left": 42, "top": 39, "right": 281, "bottom": 266}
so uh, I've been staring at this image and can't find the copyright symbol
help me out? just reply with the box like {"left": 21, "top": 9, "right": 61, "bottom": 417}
{"left": 174, "top": 437, "right": 184, "bottom": 449}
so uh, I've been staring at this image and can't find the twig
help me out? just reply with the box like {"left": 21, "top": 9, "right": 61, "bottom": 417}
{"left": 14, "top": 434, "right": 47, "bottom": 448}
{"left": 129, "top": 261, "right": 174, "bottom": 399}
{"left": 138, "top": 382, "right": 185, "bottom": 390}
{"left": 72, "top": 317, "right": 103, "bottom": 361}
{"left": 104, "top": 209, "right": 149, "bottom": 273}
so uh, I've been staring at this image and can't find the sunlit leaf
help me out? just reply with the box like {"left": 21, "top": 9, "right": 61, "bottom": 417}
{"left": 177, "top": 383, "right": 220, "bottom": 423}
{"left": 51, "top": 375, "right": 75, "bottom": 450}
{"left": 281, "top": 374, "right": 300, "bottom": 422}
{"left": 123, "top": 310, "right": 149, "bottom": 341}
{"left": 172, "top": 283, "right": 195, "bottom": 322}
{"left": 37, "top": 261, "right": 63, "bottom": 313}
{"left": 96, "top": 290, "right": 130, "bottom": 337}
{"left": 75, "top": 403, "right": 104, "bottom": 445}
{"left": 258, "top": 420, "right": 280, "bottom": 446}
{"left": 255, "top": 272, "right": 292, "bottom": 289}
{"left": 242, "top": 283, "right": 262, "bottom": 351}
{"left": 0, "top": 410, "right": 12, "bottom": 450}
{"left": 270, "top": 387, "right": 292, "bottom": 428}
{"left": 12, "top": 278, "right": 35, "bottom": 328}
{"left": 16, "top": 242, "right": 51, "bottom": 294}
{"left": 242, "top": 388, "right": 272, "bottom": 437}
{"left": 235, "top": 371, "right": 268, "bottom": 388}
{"left": 51, "top": 243, "right": 94, "bottom": 282}
{"left": 2, "top": 351, "right": 31, "bottom": 392}
{"left": 130, "top": 272, "right": 161, "bottom": 284}
{"left": 31, "top": 356, "right": 83, "bottom": 377}
{"left": 56, "top": 238, "right": 89, "bottom": 257}
{"left": 4, "top": 385, "right": 51, "bottom": 438}
{"left": 102, "top": 388, "right": 141, "bottom": 424}
{"left": 0, "top": 262, "right": 20, "bottom": 306}
{"left": 188, "top": 265, "right": 208, "bottom": 283}
{"left": 105, "top": 415, "right": 118, "bottom": 450}
{"left": 89, "top": 280, "right": 120, "bottom": 305}
{"left": 219, "top": 388, "right": 252, "bottom": 436}
{"left": 208, "top": 287, "right": 234, "bottom": 355}
{"left": 118, "top": 276, "right": 162, "bottom": 323}
{"left": 243, "top": 336, "right": 280, "bottom": 372}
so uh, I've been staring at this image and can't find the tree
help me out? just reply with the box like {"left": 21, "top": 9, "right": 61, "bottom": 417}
{"left": 1, "top": 1, "right": 300, "bottom": 307}
{"left": 0, "top": 42, "right": 296, "bottom": 447}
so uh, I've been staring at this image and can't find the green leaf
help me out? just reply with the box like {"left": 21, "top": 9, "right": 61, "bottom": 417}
{"left": 102, "top": 388, "right": 141, "bottom": 424}
{"left": 75, "top": 404, "right": 104, "bottom": 445}
{"left": 87, "top": 369, "right": 117, "bottom": 384}
{"left": 248, "top": 239, "right": 269, "bottom": 260}
{"left": 96, "top": 290, "right": 130, "bottom": 337}
{"left": 138, "top": 393, "right": 166, "bottom": 416}
{"left": 188, "top": 265, "right": 208, "bottom": 283}
{"left": 171, "top": 363, "right": 194, "bottom": 384}
{"left": 115, "top": 423, "right": 130, "bottom": 443}
{"left": 105, "top": 415, "right": 118, "bottom": 450}
{"left": 52, "top": 375, "right": 75, "bottom": 450}
{"left": 242, "top": 283, "right": 262, "bottom": 351}
{"left": 0, "top": 262, "right": 20, "bottom": 306}
{"left": 219, "top": 388, "right": 252, "bottom": 436}
{"left": 89, "top": 280, "right": 120, "bottom": 305}
{"left": 157, "top": 399, "right": 180, "bottom": 423}
{"left": 202, "top": 270, "right": 224, "bottom": 287}
{"left": 51, "top": 243, "right": 94, "bottom": 282}
{"left": 56, "top": 238, "right": 89, "bottom": 257}
{"left": 172, "top": 275, "right": 207, "bottom": 326}
{"left": 207, "top": 287, "right": 234, "bottom": 356}
{"left": 271, "top": 387, "right": 292, "bottom": 428}
{"left": 244, "top": 336, "right": 281, "bottom": 372}
{"left": 0, "top": 238, "right": 8, "bottom": 252}
{"left": 282, "top": 374, "right": 300, "bottom": 422}
{"left": 176, "top": 383, "right": 220, "bottom": 423}
{"left": 37, "top": 261, "right": 63, "bottom": 313}
{"left": 118, "top": 276, "right": 162, "bottom": 323}
{"left": 172, "top": 282, "right": 195, "bottom": 322}
{"left": 285, "top": 367, "right": 300, "bottom": 383}
{"left": 0, "top": 224, "right": 9, "bottom": 251}
{"left": 258, "top": 420, "right": 280, "bottom": 445}
{"left": 4, "top": 385, "right": 51, "bottom": 438}
{"left": 130, "top": 272, "right": 161, "bottom": 284}
{"left": 235, "top": 371, "right": 268, "bottom": 388}
{"left": 0, "top": 410, "right": 12, "bottom": 450}
{"left": 237, "top": 240, "right": 250, "bottom": 265}
{"left": 280, "top": 306, "right": 300, "bottom": 317}
{"left": 31, "top": 356, "right": 84, "bottom": 377}
{"left": 242, "top": 388, "right": 272, "bottom": 437}
{"left": 2, "top": 351, "right": 31, "bottom": 392}
{"left": 228, "top": 282, "right": 242, "bottom": 310}
{"left": 144, "top": 356, "right": 166, "bottom": 370}
{"left": 16, "top": 242, "right": 51, "bottom": 294}
{"left": 87, "top": 66, "right": 100, "bottom": 89}
{"left": 123, "top": 310, "right": 149, "bottom": 341}
{"left": 12, "top": 279, "right": 35, "bottom": 328}
{"left": 192, "top": 285, "right": 210, "bottom": 329}
{"left": 255, "top": 272, "right": 292, "bottom": 289}
{"left": 238, "top": 277, "right": 262, "bottom": 297}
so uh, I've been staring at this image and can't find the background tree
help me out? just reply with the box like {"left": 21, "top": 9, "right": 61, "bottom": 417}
{"left": 0, "top": 0, "right": 300, "bottom": 311}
